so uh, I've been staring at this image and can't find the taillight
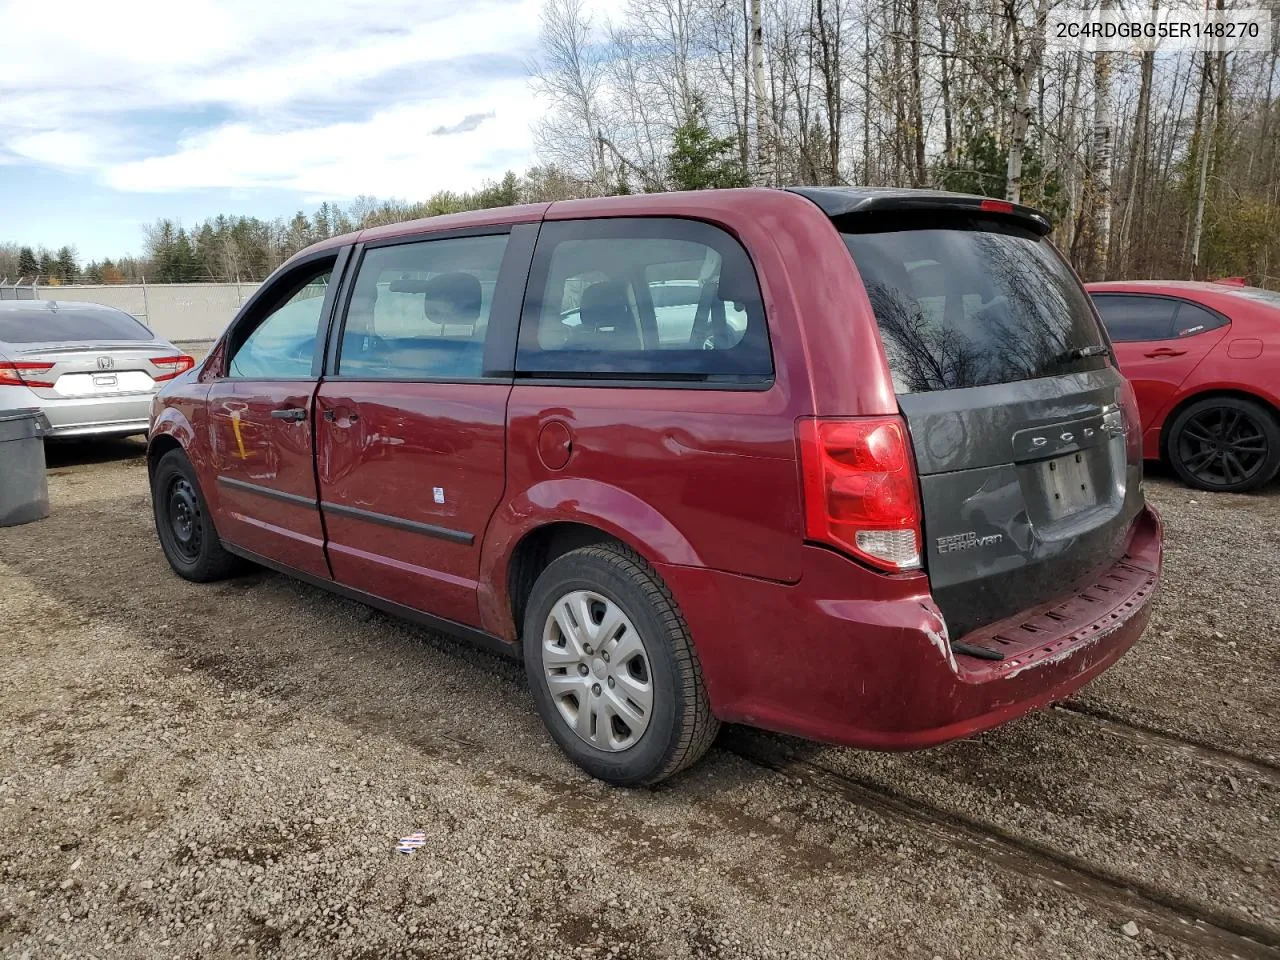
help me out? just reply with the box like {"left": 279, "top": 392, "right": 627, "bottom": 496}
{"left": 150, "top": 355, "right": 195, "bottom": 381}
{"left": 1111, "top": 383, "right": 1143, "bottom": 464}
{"left": 979, "top": 199, "right": 1015, "bottom": 214}
{"left": 0, "top": 361, "right": 56, "bottom": 388}
{"left": 797, "top": 416, "right": 922, "bottom": 571}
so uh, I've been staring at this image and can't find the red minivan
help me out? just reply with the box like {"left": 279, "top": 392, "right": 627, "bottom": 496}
{"left": 148, "top": 188, "right": 1162, "bottom": 785}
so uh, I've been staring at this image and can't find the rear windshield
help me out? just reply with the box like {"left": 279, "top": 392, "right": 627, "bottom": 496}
{"left": 0, "top": 306, "right": 152, "bottom": 344}
{"left": 841, "top": 220, "right": 1107, "bottom": 394}
{"left": 1221, "top": 286, "right": 1280, "bottom": 308}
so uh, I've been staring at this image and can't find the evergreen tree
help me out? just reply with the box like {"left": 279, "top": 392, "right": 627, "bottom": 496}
{"left": 55, "top": 246, "right": 79, "bottom": 283}
{"left": 493, "top": 171, "right": 521, "bottom": 206}
{"left": 17, "top": 246, "right": 37, "bottom": 279}
{"left": 170, "top": 229, "right": 199, "bottom": 282}
{"left": 666, "top": 98, "right": 749, "bottom": 191}
{"left": 37, "top": 251, "right": 56, "bottom": 282}
{"left": 286, "top": 212, "right": 312, "bottom": 252}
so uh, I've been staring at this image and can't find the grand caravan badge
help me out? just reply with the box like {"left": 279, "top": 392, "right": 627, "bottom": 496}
{"left": 936, "top": 531, "right": 1005, "bottom": 554}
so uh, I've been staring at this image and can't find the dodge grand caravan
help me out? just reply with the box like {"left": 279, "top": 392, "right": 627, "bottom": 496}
{"left": 148, "top": 188, "right": 1162, "bottom": 786}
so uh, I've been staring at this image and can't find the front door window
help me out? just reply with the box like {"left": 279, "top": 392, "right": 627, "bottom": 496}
{"left": 228, "top": 271, "right": 333, "bottom": 379}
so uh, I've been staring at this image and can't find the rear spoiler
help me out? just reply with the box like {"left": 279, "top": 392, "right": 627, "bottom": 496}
{"left": 1212, "top": 276, "right": 1247, "bottom": 286}
{"left": 787, "top": 187, "right": 1053, "bottom": 237}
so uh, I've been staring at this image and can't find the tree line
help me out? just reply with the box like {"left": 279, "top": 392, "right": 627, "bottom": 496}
{"left": 1, "top": 152, "right": 730, "bottom": 285}
{"left": 5, "top": 0, "right": 1278, "bottom": 287}
{"left": 529, "top": 0, "right": 1279, "bottom": 285}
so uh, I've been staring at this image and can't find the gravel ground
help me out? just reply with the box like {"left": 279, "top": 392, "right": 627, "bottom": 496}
{"left": 0, "top": 442, "right": 1276, "bottom": 959}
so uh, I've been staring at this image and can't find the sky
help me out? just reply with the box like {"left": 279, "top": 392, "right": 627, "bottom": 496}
{"left": 0, "top": 0, "right": 618, "bottom": 263}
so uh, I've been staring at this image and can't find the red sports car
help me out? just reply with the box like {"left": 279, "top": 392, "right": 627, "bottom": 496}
{"left": 1087, "top": 280, "right": 1280, "bottom": 491}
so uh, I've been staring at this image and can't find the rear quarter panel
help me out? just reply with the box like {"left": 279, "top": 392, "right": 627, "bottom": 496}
{"left": 481, "top": 190, "right": 900, "bottom": 638}
{"left": 1178, "top": 299, "right": 1280, "bottom": 412}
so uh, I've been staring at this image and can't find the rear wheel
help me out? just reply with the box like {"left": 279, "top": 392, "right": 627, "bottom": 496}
{"left": 523, "top": 544, "right": 718, "bottom": 786}
{"left": 1167, "top": 396, "right": 1280, "bottom": 492}
{"left": 151, "top": 449, "right": 241, "bottom": 581}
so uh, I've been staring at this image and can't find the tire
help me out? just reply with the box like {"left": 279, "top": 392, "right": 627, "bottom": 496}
{"left": 523, "top": 543, "right": 719, "bottom": 786}
{"left": 1166, "top": 396, "right": 1280, "bottom": 492}
{"left": 151, "top": 448, "right": 242, "bottom": 582}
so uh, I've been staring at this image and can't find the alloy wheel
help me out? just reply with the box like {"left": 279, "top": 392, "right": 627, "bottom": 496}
{"left": 541, "top": 590, "right": 653, "bottom": 752}
{"left": 1176, "top": 406, "right": 1270, "bottom": 488}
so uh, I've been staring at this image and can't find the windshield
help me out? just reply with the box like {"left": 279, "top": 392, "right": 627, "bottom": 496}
{"left": 0, "top": 305, "right": 152, "bottom": 344}
{"left": 842, "top": 221, "right": 1108, "bottom": 394}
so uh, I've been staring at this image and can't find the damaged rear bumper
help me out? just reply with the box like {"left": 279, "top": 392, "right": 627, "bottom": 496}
{"left": 658, "top": 505, "right": 1162, "bottom": 751}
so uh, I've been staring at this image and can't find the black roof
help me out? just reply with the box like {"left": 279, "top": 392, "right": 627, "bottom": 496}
{"left": 786, "top": 186, "right": 1052, "bottom": 234}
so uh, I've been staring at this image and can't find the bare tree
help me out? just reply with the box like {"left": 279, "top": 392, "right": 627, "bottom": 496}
{"left": 751, "top": 0, "right": 772, "bottom": 181}
{"left": 1004, "top": 0, "right": 1052, "bottom": 203}
{"left": 1089, "top": 0, "right": 1116, "bottom": 279}
{"left": 529, "top": 0, "right": 611, "bottom": 189}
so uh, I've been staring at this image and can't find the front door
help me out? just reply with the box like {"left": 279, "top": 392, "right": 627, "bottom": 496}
{"left": 207, "top": 255, "right": 343, "bottom": 579}
{"left": 315, "top": 228, "right": 532, "bottom": 627}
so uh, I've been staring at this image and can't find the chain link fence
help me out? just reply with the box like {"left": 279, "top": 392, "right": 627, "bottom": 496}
{"left": 0, "top": 279, "right": 261, "bottom": 343}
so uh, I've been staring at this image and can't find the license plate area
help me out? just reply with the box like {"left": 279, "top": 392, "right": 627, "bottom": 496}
{"left": 1040, "top": 451, "right": 1097, "bottom": 520}
{"left": 54, "top": 371, "right": 154, "bottom": 396}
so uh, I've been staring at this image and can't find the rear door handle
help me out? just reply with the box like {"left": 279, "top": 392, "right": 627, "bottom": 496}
{"left": 1143, "top": 348, "right": 1186, "bottom": 358}
{"left": 271, "top": 407, "right": 307, "bottom": 422}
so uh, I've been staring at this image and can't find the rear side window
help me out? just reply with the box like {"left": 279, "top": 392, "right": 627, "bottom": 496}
{"left": 1093, "top": 294, "right": 1229, "bottom": 341}
{"left": 1092, "top": 295, "right": 1177, "bottom": 342}
{"left": 1172, "top": 302, "right": 1228, "bottom": 338}
{"left": 0, "top": 306, "right": 151, "bottom": 343}
{"left": 517, "top": 218, "right": 772, "bottom": 382}
{"left": 842, "top": 220, "right": 1107, "bottom": 393}
{"left": 336, "top": 234, "right": 508, "bottom": 380}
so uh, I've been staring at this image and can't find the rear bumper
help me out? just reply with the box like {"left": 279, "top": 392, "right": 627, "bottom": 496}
{"left": 659, "top": 505, "right": 1162, "bottom": 750}
{"left": 32, "top": 394, "right": 153, "bottom": 438}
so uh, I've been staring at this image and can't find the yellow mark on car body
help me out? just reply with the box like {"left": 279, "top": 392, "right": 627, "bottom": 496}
{"left": 230, "top": 409, "right": 250, "bottom": 460}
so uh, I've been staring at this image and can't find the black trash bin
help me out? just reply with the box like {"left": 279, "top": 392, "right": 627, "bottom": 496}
{"left": 0, "top": 408, "right": 50, "bottom": 527}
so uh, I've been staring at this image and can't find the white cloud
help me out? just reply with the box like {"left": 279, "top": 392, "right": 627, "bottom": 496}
{"left": 105, "top": 83, "right": 541, "bottom": 196}
{"left": 0, "top": 0, "right": 627, "bottom": 199}
{"left": 8, "top": 131, "right": 105, "bottom": 170}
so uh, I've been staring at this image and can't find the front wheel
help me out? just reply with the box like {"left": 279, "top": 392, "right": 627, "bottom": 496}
{"left": 1167, "top": 397, "right": 1280, "bottom": 492}
{"left": 151, "top": 448, "right": 242, "bottom": 581}
{"left": 523, "top": 544, "right": 719, "bottom": 786}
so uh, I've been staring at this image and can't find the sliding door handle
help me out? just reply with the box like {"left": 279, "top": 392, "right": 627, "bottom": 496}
{"left": 270, "top": 407, "right": 307, "bottom": 422}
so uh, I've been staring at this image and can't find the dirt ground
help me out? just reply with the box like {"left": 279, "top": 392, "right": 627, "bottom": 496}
{"left": 0, "top": 440, "right": 1276, "bottom": 960}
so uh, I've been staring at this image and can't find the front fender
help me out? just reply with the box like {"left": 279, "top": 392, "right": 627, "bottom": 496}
{"left": 147, "top": 393, "right": 220, "bottom": 513}
{"left": 477, "top": 478, "right": 703, "bottom": 640}
{"left": 149, "top": 404, "right": 196, "bottom": 454}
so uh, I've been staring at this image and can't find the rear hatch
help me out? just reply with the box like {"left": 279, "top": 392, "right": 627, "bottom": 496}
{"left": 800, "top": 189, "right": 1144, "bottom": 639}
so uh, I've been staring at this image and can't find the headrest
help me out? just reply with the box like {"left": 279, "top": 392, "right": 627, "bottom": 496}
{"left": 579, "top": 280, "right": 632, "bottom": 330}
{"left": 714, "top": 257, "right": 760, "bottom": 306}
{"left": 423, "top": 272, "right": 482, "bottom": 326}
